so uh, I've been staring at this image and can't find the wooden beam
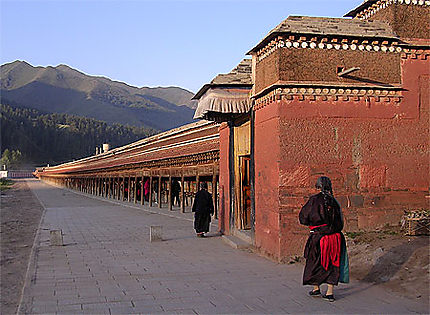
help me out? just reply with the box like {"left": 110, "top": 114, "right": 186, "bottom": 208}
{"left": 338, "top": 67, "right": 360, "bottom": 77}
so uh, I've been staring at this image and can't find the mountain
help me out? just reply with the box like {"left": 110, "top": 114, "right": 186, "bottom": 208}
{"left": 1, "top": 60, "right": 197, "bottom": 131}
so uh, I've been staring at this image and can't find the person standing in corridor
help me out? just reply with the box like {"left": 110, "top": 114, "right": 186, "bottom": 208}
{"left": 192, "top": 182, "right": 214, "bottom": 237}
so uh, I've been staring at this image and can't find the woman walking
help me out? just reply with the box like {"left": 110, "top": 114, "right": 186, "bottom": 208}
{"left": 192, "top": 182, "right": 214, "bottom": 237}
{"left": 299, "top": 176, "right": 349, "bottom": 302}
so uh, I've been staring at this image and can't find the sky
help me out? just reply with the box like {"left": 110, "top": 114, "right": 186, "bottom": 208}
{"left": 1, "top": 0, "right": 363, "bottom": 93}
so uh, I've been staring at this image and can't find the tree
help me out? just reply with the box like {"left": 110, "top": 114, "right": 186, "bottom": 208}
{"left": 1, "top": 149, "right": 22, "bottom": 169}
{"left": 1, "top": 149, "right": 11, "bottom": 169}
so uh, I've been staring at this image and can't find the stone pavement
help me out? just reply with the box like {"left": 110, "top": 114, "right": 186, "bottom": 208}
{"left": 18, "top": 179, "right": 427, "bottom": 314}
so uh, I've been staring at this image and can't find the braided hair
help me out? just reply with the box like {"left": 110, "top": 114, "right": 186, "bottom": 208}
{"left": 315, "top": 176, "right": 334, "bottom": 209}
{"left": 315, "top": 176, "right": 342, "bottom": 231}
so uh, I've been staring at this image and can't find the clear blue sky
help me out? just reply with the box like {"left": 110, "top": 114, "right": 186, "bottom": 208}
{"left": 1, "top": 0, "right": 362, "bottom": 93}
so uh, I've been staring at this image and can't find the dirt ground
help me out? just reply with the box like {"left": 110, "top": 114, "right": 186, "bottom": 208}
{"left": 1, "top": 180, "right": 44, "bottom": 315}
{"left": 346, "top": 227, "right": 429, "bottom": 302}
{"left": 1, "top": 180, "right": 428, "bottom": 313}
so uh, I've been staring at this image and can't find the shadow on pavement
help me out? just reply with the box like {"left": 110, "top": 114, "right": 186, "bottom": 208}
{"left": 163, "top": 231, "right": 222, "bottom": 241}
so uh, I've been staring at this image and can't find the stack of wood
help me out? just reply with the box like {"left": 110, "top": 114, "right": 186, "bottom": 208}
{"left": 401, "top": 210, "right": 430, "bottom": 236}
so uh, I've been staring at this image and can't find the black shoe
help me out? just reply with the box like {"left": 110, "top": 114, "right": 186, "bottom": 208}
{"left": 309, "top": 289, "right": 321, "bottom": 297}
{"left": 322, "top": 294, "right": 335, "bottom": 302}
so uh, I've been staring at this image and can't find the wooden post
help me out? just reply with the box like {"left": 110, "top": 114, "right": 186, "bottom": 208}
{"left": 112, "top": 178, "right": 115, "bottom": 199}
{"left": 114, "top": 178, "right": 116, "bottom": 199}
{"left": 113, "top": 178, "right": 116, "bottom": 198}
{"left": 149, "top": 176, "right": 153, "bottom": 207}
{"left": 141, "top": 175, "right": 144, "bottom": 205}
{"left": 158, "top": 176, "right": 162, "bottom": 208}
{"left": 127, "top": 176, "right": 131, "bottom": 202}
{"left": 181, "top": 174, "right": 185, "bottom": 213}
{"left": 213, "top": 174, "right": 218, "bottom": 219}
{"left": 117, "top": 177, "right": 121, "bottom": 200}
{"left": 134, "top": 176, "right": 138, "bottom": 204}
{"left": 168, "top": 175, "right": 172, "bottom": 211}
{"left": 122, "top": 177, "right": 125, "bottom": 201}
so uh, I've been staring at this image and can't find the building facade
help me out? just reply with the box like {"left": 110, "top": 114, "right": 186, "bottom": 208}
{"left": 194, "top": 0, "right": 429, "bottom": 261}
{"left": 38, "top": 0, "right": 429, "bottom": 262}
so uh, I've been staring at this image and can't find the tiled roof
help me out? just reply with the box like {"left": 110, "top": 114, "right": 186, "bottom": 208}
{"left": 193, "top": 59, "right": 252, "bottom": 100}
{"left": 40, "top": 120, "right": 220, "bottom": 174}
{"left": 248, "top": 15, "right": 398, "bottom": 53}
{"left": 211, "top": 59, "right": 252, "bottom": 85}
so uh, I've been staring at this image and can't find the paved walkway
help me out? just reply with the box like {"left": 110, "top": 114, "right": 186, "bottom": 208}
{"left": 19, "top": 179, "right": 427, "bottom": 314}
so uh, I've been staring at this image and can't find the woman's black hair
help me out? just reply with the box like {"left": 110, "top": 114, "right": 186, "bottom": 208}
{"left": 315, "top": 176, "right": 334, "bottom": 212}
{"left": 200, "top": 182, "right": 208, "bottom": 190}
{"left": 315, "top": 176, "right": 333, "bottom": 195}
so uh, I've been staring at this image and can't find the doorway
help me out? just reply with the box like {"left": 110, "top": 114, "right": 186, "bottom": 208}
{"left": 239, "top": 155, "right": 251, "bottom": 230}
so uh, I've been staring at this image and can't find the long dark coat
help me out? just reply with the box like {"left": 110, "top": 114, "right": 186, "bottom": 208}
{"left": 299, "top": 192, "right": 345, "bottom": 286}
{"left": 192, "top": 189, "right": 214, "bottom": 233}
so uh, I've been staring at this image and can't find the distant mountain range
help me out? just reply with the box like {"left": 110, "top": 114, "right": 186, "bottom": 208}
{"left": 1, "top": 60, "right": 197, "bottom": 131}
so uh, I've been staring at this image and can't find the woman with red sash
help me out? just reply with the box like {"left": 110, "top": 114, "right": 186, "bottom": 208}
{"left": 299, "top": 176, "right": 349, "bottom": 302}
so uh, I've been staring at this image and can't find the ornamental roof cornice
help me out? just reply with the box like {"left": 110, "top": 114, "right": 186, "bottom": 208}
{"left": 254, "top": 34, "right": 429, "bottom": 63}
{"left": 247, "top": 16, "right": 398, "bottom": 54}
{"left": 345, "top": 0, "right": 430, "bottom": 19}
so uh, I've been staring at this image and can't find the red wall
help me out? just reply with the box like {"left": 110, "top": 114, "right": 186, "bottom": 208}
{"left": 253, "top": 101, "right": 282, "bottom": 260}
{"left": 253, "top": 54, "right": 429, "bottom": 261}
{"left": 218, "top": 123, "right": 231, "bottom": 234}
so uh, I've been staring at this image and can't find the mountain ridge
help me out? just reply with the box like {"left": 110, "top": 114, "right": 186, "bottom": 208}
{"left": 1, "top": 60, "right": 197, "bottom": 131}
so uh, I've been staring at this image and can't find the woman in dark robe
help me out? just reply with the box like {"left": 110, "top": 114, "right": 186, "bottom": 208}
{"left": 299, "top": 176, "right": 348, "bottom": 302}
{"left": 192, "top": 182, "right": 214, "bottom": 237}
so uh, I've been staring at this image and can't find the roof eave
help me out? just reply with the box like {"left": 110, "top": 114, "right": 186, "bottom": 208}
{"left": 344, "top": 0, "right": 378, "bottom": 17}
{"left": 193, "top": 83, "right": 253, "bottom": 100}
{"left": 192, "top": 84, "right": 211, "bottom": 100}
{"left": 247, "top": 32, "right": 281, "bottom": 55}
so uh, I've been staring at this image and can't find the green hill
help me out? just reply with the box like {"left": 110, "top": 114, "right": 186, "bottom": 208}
{"left": 1, "top": 61, "right": 197, "bottom": 131}
{"left": 1, "top": 103, "right": 155, "bottom": 166}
